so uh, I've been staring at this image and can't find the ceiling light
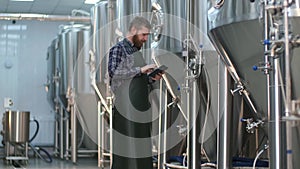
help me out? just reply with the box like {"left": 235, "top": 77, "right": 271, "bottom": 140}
{"left": 84, "top": 0, "right": 100, "bottom": 4}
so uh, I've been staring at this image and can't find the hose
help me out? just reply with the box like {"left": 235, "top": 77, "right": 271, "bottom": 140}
{"left": 29, "top": 119, "right": 53, "bottom": 163}
{"left": 252, "top": 145, "right": 269, "bottom": 169}
{"left": 29, "top": 143, "right": 52, "bottom": 163}
{"left": 29, "top": 119, "right": 39, "bottom": 142}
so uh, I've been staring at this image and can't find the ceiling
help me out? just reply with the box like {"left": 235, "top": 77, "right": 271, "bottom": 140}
{"left": 0, "top": 0, "right": 95, "bottom": 15}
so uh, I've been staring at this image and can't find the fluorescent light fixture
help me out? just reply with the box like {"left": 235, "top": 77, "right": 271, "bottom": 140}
{"left": 10, "top": 0, "right": 34, "bottom": 1}
{"left": 84, "top": 0, "right": 100, "bottom": 4}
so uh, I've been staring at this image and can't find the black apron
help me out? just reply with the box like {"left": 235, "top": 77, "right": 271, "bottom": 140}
{"left": 112, "top": 51, "right": 153, "bottom": 169}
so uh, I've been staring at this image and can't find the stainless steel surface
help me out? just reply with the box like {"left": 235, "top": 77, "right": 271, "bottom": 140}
{"left": 71, "top": 105, "right": 77, "bottom": 163}
{"left": 270, "top": 56, "right": 285, "bottom": 169}
{"left": 5, "top": 110, "right": 30, "bottom": 143}
{"left": 50, "top": 23, "right": 96, "bottom": 163}
{"left": 117, "top": 0, "right": 151, "bottom": 34}
{"left": 208, "top": 0, "right": 300, "bottom": 168}
{"left": 217, "top": 61, "right": 232, "bottom": 169}
{"left": 91, "top": 0, "right": 117, "bottom": 97}
{"left": 59, "top": 106, "right": 64, "bottom": 159}
{"left": 283, "top": 1, "right": 293, "bottom": 168}
{"left": 72, "top": 24, "right": 99, "bottom": 147}
{"left": 151, "top": 1, "right": 219, "bottom": 168}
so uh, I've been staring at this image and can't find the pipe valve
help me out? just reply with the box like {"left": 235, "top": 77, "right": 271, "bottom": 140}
{"left": 241, "top": 118, "right": 264, "bottom": 133}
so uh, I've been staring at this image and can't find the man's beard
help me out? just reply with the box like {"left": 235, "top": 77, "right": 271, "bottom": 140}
{"left": 132, "top": 35, "right": 144, "bottom": 49}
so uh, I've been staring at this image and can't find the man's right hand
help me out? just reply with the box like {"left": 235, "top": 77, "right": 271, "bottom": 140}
{"left": 141, "top": 64, "right": 156, "bottom": 74}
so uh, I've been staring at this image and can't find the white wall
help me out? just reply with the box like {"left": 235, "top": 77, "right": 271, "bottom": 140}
{"left": 0, "top": 20, "right": 65, "bottom": 145}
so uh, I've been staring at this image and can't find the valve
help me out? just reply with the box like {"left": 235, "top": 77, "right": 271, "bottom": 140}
{"left": 253, "top": 62, "right": 271, "bottom": 74}
{"left": 230, "top": 84, "right": 244, "bottom": 95}
{"left": 241, "top": 118, "right": 264, "bottom": 133}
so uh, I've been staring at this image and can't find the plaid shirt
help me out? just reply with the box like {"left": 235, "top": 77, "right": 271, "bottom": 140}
{"left": 108, "top": 38, "right": 142, "bottom": 93}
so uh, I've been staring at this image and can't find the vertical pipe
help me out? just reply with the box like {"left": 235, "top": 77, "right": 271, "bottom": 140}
{"left": 263, "top": 0, "right": 271, "bottom": 163}
{"left": 270, "top": 56, "right": 285, "bottom": 169}
{"left": 54, "top": 112, "right": 59, "bottom": 156}
{"left": 217, "top": 57, "right": 232, "bottom": 169}
{"left": 157, "top": 79, "right": 163, "bottom": 169}
{"left": 163, "top": 89, "right": 168, "bottom": 169}
{"left": 65, "top": 112, "right": 69, "bottom": 160}
{"left": 60, "top": 106, "right": 64, "bottom": 159}
{"left": 98, "top": 101, "right": 102, "bottom": 168}
{"left": 71, "top": 105, "right": 77, "bottom": 163}
{"left": 185, "top": 0, "right": 191, "bottom": 168}
{"left": 109, "top": 100, "right": 113, "bottom": 169}
{"left": 283, "top": 0, "right": 293, "bottom": 168}
{"left": 189, "top": 79, "right": 200, "bottom": 169}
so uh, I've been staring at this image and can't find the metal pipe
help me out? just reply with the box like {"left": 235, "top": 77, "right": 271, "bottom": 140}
{"left": 217, "top": 57, "right": 232, "bottom": 169}
{"left": 189, "top": 78, "right": 200, "bottom": 169}
{"left": 270, "top": 55, "right": 284, "bottom": 169}
{"left": 98, "top": 101, "right": 102, "bottom": 168}
{"left": 77, "top": 149, "right": 98, "bottom": 153}
{"left": 283, "top": 0, "right": 293, "bottom": 168}
{"left": 65, "top": 111, "right": 70, "bottom": 160}
{"left": 54, "top": 111, "right": 59, "bottom": 156}
{"left": 60, "top": 105, "right": 64, "bottom": 159}
{"left": 71, "top": 104, "right": 77, "bottom": 163}
{"left": 0, "top": 13, "right": 90, "bottom": 22}
{"left": 263, "top": 0, "right": 272, "bottom": 163}
{"left": 157, "top": 79, "right": 163, "bottom": 169}
{"left": 165, "top": 163, "right": 188, "bottom": 169}
{"left": 163, "top": 89, "right": 168, "bottom": 169}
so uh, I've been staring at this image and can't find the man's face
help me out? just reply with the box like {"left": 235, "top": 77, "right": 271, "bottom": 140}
{"left": 132, "top": 26, "right": 150, "bottom": 49}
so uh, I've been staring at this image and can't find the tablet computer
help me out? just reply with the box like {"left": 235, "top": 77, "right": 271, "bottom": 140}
{"left": 148, "top": 65, "right": 168, "bottom": 78}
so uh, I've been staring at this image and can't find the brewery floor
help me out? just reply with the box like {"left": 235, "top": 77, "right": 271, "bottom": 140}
{"left": 0, "top": 157, "right": 108, "bottom": 169}
{"left": 0, "top": 157, "right": 268, "bottom": 169}
{"left": 0, "top": 147, "right": 268, "bottom": 169}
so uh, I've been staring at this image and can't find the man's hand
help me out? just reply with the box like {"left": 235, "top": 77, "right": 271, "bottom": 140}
{"left": 141, "top": 64, "right": 156, "bottom": 74}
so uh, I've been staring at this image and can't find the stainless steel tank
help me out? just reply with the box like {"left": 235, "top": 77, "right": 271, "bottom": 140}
{"left": 152, "top": 0, "right": 218, "bottom": 162}
{"left": 91, "top": 0, "right": 118, "bottom": 97}
{"left": 5, "top": 110, "right": 30, "bottom": 143}
{"left": 58, "top": 24, "right": 90, "bottom": 107}
{"left": 207, "top": 0, "right": 300, "bottom": 168}
{"left": 57, "top": 26, "right": 71, "bottom": 107}
{"left": 116, "top": 0, "right": 152, "bottom": 34}
{"left": 56, "top": 24, "right": 98, "bottom": 150}
{"left": 72, "top": 24, "right": 99, "bottom": 148}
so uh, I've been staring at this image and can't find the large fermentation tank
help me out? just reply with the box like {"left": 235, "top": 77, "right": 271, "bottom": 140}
{"left": 57, "top": 26, "right": 73, "bottom": 107}
{"left": 153, "top": 0, "right": 219, "bottom": 161}
{"left": 56, "top": 24, "right": 97, "bottom": 148}
{"left": 207, "top": 0, "right": 300, "bottom": 167}
{"left": 91, "top": 0, "right": 118, "bottom": 97}
{"left": 72, "top": 25, "right": 99, "bottom": 147}
{"left": 208, "top": 0, "right": 267, "bottom": 116}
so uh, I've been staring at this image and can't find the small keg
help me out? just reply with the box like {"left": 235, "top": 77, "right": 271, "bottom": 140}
{"left": 5, "top": 110, "right": 30, "bottom": 143}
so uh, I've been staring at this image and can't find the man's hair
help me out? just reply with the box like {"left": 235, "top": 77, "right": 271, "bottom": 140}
{"left": 128, "top": 16, "right": 151, "bottom": 32}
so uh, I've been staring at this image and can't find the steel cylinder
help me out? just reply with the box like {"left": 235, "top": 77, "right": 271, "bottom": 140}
{"left": 5, "top": 110, "right": 30, "bottom": 143}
